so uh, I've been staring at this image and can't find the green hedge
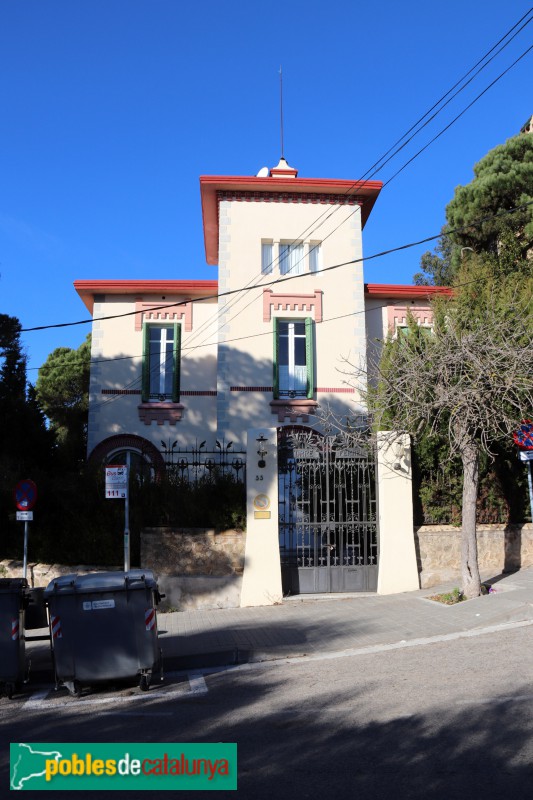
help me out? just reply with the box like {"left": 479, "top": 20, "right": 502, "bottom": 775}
{"left": 0, "top": 467, "right": 246, "bottom": 567}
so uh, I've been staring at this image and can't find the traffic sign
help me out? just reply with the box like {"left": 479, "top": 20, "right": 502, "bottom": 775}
{"left": 14, "top": 479, "right": 38, "bottom": 511}
{"left": 16, "top": 511, "right": 33, "bottom": 521}
{"left": 519, "top": 451, "right": 533, "bottom": 462}
{"left": 513, "top": 420, "right": 533, "bottom": 450}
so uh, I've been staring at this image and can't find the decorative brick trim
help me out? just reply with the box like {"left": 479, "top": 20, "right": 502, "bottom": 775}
{"left": 138, "top": 402, "right": 185, "bottom": 426}
{"left": 217, "top": 190, "right": 363, "bottom": 207}
{"left": 180, "top": 390, "right": 217, "bottom": 397}
{"left": 270, "top": 399, "right": 318, "bottom": 423}
{"left": 229, "top": 386, "right": 354, "bottom": 394}
{"left": 102, "top": 389, "right": 216, "bottom": 397}
{"left": 101, "top": 389, "right": 142, "bottom": 395}
{"left": 134, "top": 299, "right": 193, "bottom": 332}
{"left": 387, "top": 304, "right": 433, "bottom": 331}
{"left": 230, "top": 386, "right": 273, "bottom": 392}
{"left": 263, "top": 289, "right": 323, "bottom": 322}
{"left": 316, "top": 387, "right": 355, "bottom": 394}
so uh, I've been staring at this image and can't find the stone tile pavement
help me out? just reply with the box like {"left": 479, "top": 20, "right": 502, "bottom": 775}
{"left": 25, "top": 567, "right": 533, "bottom": 678}
{"left": 157, "top": 567, "right": 533, "bottom": 668}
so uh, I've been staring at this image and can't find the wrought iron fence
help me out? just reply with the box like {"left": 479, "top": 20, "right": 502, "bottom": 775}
{"left": 160, "top": 438, "right": 246, "bottom": 486}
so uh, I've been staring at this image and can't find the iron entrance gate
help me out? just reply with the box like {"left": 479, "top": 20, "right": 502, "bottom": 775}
{"left": 278, "top": 431, "right": 378, "bottom": 594}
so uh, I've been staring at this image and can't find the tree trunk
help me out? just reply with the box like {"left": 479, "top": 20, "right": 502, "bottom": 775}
{"left": 458, "top": 429, "right": 481, "bottom": 598}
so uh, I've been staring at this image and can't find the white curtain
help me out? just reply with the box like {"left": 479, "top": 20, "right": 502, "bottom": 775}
{"left": 279, "top": 243, "right": 304, "bottom": 275}
{"left": 279, "top": 365, "right": 307, "bottom": 395}
{"left": 309, "top": 242, "right": 321, "bottom": 273}
{"left": 261, "top": 242, "right": 273, "bottom": 274}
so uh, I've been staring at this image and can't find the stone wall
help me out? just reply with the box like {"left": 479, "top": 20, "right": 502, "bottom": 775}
{"left": 0, "top": 560, "right": 119, "bottom": 587}
{"left": 6, "top": 524, "right": 530, "bottom": 604}
{"left": 415, "top": 523, "right": 533, "bottom": 588}
{"left": 140, "top": 528, "right": 246, "bottom": 611}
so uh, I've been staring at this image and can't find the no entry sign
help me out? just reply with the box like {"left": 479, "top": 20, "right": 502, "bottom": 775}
{"left": 513, "top": 420, "right": 533, "bottom": 450}
{"left": 14, "top": 479, "right": 38, "bottom": 511}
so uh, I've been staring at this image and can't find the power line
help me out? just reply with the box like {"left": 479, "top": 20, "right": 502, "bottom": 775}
{"left": 32, "top": 17, "right": 533, "bottom": 360}
{"left": 382, "top": 42, "right": 533, "bottom": 188}
{"left": 21, "top": 199, "right": 533, "bottom": 335}
{"left": 84, "top": 258, "right": 527, "bottom": 410}
{"left": 26, "top": 200, "right": 533, "bottom": 390}
{"left": 179, "top": 19, "right": 533, "bottom": 355}
{"left": 263, "top": 8, "right": 533, "bottom": 252}
{"left": 160, "top": 8, "right": 533, "bottom": 356}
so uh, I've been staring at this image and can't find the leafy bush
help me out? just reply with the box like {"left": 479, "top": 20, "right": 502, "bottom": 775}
{"left": 134, "top": 471, "right": 246, "bottom": 531}
{"left": 0, "top": 466, "right": 245, "bottom": 568}
{"left": 412, "top": 433, "right": 529, "bottom": 526}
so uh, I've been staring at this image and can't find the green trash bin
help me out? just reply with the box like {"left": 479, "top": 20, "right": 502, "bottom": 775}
{"left": 44, "top": 570, "right": 162, "bottom": 696}
{"left": 0, "top": 578, "right": 28, "bottom": 698}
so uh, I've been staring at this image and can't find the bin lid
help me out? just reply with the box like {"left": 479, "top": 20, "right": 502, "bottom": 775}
{"left": 0, "top": 577, "right": 28, "bottom": 593}
{"left": 44, "top": 570, "right": 158, "bottom": 596}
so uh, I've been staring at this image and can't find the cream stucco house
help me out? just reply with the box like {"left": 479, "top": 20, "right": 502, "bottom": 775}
{"left": 76, "top": 157, "right": 443, "bottom": 465}
{"left": 75, "top": 157, "right": 446, "bottom": 601}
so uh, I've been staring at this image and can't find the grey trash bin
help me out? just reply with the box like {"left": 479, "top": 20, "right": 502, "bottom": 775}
{"left": 0, "top": 578, "right": 28, "bottom": 698}
{"left": 44, "top": 570, "right": 162, "bottom": 696}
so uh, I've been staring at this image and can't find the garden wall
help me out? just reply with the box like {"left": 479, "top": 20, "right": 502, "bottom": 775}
{"left": 415, "top": 523, "right": 533, "bottom": 588}
{"left": 140, "top": 527, "right": 246, "bottom": 611}
{"left": 5, "top": 523, "right": 531, "bottom": 605}
{"left": 0, "top": 561, "right": 119, "bottom": 587}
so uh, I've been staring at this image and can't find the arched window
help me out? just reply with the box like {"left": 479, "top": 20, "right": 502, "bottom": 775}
{"left": 88, "top": 434, "right": 165, "bottom": 482}
{"left": 104, "top": 448, "right": 154, "bottom": 485}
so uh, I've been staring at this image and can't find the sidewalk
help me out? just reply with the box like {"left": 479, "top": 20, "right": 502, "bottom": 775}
{"left": 25, "top": 567, "right": 533, "bottom": 681}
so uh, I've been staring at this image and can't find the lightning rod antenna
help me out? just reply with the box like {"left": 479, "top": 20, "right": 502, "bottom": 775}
{"left": 279, "top": 65, "right": 284, "bottom": 159}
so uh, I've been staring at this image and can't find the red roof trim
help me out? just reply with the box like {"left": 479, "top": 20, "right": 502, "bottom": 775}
{"left": 200, "top": 175, "right": 383, "bottom": 266}
{"left": 364, "top": 283, "right": 453, "bottom": 298}
{"left": 74, "top": 279, "right": 218, "bottom": 314}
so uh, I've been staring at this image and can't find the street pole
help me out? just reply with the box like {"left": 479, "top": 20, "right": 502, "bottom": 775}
{"left": 23, "top": 521, "right": 29, "bottom": 581}
{"left": 527, "top": 461, "right": 533, "bottom": 523}
{"left": 124, "top": 474, "right": 130, "bottom": 573}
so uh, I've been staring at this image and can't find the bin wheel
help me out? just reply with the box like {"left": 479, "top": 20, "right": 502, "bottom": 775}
{"left": 67, "top": 680, "right": 83, "bottom": 698}
{"left": 5, "top": 683, "right": 15, "bottom": 700}
{"left": 139, "top": 673, "right": 151, "bottom": 692}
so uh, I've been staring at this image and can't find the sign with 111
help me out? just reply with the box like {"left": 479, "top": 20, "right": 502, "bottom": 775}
{"left": 105, "top": 465, "right": 128, "bottom": 499}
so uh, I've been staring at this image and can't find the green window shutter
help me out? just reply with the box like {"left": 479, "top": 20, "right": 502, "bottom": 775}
{"left": 305, "top": 317, "right": 314, "bottom": 399}
{"left": 273, "top": 317, "right": 279, "bottom": 399}
{"left": 173, "top": 323, "right": 181, "bottom": 402}
{"left": 141, "top": 324, "right": 150, "bottom": 403}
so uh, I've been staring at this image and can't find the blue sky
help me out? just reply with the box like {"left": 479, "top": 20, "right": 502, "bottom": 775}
{"left": 1, "top": 1, "right": 532, "bottom": 375}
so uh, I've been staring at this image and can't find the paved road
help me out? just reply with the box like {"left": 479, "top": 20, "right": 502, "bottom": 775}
{"left": 2, "top": 623, "right": 532, "bottom": 798}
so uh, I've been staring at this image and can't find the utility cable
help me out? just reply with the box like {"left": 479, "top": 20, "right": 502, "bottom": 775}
{"left": 170, "top": 9, "right": 533, "bottom": 353}
{"left": 86, "top": 255, "right": 528, "bottom": 410}
{"left": 21, "top": 199, "right": 533, "bottom": 334}
{"left": 180, "top": 25, "right": 533, "bottom": 355}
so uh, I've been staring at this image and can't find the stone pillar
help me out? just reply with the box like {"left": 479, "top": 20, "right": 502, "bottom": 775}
{"left": 240, "top": 428, "right": 283, "bottom": 607}
{"left": 376, "top": 431, "right": 419, "bottom": 594}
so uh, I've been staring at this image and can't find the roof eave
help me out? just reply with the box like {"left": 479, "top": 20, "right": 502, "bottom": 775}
{"left": 74, "top": 279, "right": 219, "bottom": 315}
{"left": 364, "top": 283, "right": 453, "bottom": 299}
{"left": 200, "top": 175, "right": 383, "bottom": 266}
